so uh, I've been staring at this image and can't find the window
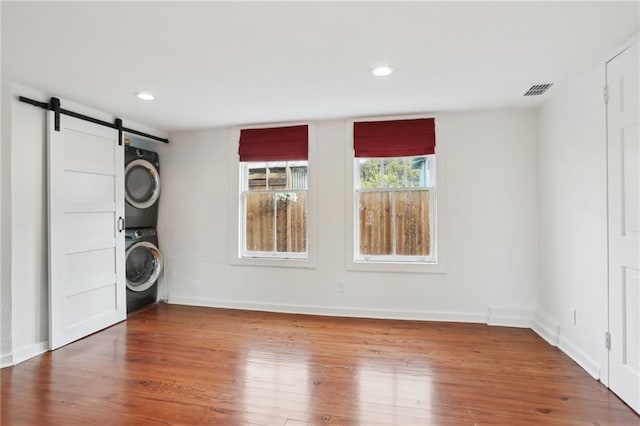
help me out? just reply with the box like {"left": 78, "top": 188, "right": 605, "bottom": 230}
{"left": 237, "top": 125, "right": 309, "bottom": 260}
{"left": 241, "top": 161, "right": 308, "bottom": 258}
{"left": 352, "top": 118, "right": 437, "bottom": 264}
{"left": 355, "top": 155, "right": 435, "bottom": 262}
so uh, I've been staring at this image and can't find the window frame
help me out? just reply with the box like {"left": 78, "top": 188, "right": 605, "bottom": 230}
{"left": 229, "top": 124, "right": 317, "bottom": 269}
{"left": 240, "top": 160, "right": 309, "bottom": 260}
{"left": 354, "top": 155, "right": 436, "bottom": 263}
{"left": 345, "top": 116, "right": 446, "bottom": 274}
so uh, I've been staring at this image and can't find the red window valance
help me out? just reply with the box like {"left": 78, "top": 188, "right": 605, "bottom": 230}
{"left": 239, "top": 125, "right": 308, "bottom": 162}
{"left": 353, "top": 118, "right": 436, "bottom": 158}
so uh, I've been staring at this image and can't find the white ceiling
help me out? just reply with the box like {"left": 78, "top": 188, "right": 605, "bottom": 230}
{"left": 2, "top": 1, "right": 638, "bottom": 133}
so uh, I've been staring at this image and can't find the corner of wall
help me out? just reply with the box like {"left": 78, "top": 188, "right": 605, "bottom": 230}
{"left": 11, "top": 341, "right": 49, "bottom": 366}
{"left": 0, "top": 354, "right": 13, "bottom": 368}
{"left": 532, "top": 311, "right": 600, "bottom": 379}
{"left": 531, "top": 310, "right": 560, "bottom": 346}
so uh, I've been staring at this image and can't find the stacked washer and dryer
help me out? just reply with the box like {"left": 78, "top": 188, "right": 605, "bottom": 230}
{"left": 124, "top": 145, "right": 163, "bottom": 313}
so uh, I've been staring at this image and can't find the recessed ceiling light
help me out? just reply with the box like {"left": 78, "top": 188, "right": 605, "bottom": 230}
{"left": 369, "top": 65, "right": 394, "bottom": 77}
{"left": 135, "top": 92, "right": 155, "bottom": 101}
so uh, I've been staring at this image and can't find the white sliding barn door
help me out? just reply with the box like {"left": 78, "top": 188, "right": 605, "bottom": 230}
{"left": 607, "top": 41, "right": 640, "bottom": 414}
{"left": 48, "top": 111, "right": 126, "bottom": 350}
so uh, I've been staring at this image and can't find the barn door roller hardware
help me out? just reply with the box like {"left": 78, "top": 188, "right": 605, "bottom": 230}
{"left": 18, "top": 96, "right": 169, "bottom": 144}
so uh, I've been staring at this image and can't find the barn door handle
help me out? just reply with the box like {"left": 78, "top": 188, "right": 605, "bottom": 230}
{"left": 117, "top": 217, "right": 125, "bottom": 233}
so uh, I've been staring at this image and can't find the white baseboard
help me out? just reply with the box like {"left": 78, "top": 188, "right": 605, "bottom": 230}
{"left": 558, "top": 335, "right": 600, "bottom": 380}
{"left": 12, "top": 341, "right": 49, "bottom": 365}
{"left": 487, "top": 306, "right": 533, "bottom": 328}
{"left": 168, "top": 296, "right": 488, "bottom": 324}
{"left": 1, "top": 353, "right": 14, "bottom": 368}
{"left": 531, "top": 311, "right": 560, "bottom": 346}
{"left": 532, "top": 311, "right": 600, "bottom": 380}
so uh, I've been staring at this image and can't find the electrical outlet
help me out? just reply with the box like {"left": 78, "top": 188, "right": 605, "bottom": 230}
{"left": 337, "top": 280, "right": 345, "bottom": 293}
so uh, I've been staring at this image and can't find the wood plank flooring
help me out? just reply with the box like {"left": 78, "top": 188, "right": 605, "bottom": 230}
{"left": 1, "top": 304, "right": 638, "bottom": 425}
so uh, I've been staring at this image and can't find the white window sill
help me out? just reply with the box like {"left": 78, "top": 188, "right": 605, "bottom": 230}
{"left": 230, "top": 256, "right": 317, "bottom": 269}
{"left": 346, "top": 259, "right": 446, "bottom": 274}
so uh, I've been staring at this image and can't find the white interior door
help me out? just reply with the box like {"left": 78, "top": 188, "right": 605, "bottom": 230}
{"left": 607, "top": 40, "right": 640, "bottom": 414}
{"left": 48, "top": 111, "right": 126, "bottom": 350}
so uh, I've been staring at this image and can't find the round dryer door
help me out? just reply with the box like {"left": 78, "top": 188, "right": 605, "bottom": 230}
{"left": 126, "top": 241, "right": 162, "bottom": 292}
{"left": 125, "top": 159, "right": 160, "bottom": 209}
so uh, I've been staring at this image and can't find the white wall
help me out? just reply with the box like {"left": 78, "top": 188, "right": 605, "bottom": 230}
{"left": 535, "top": 64, "right": 608, "bottom": 379}
{"left": 164, "top": 110, "right": 538, "bottom": 324}
{"left": 9, "top": 86, "right": 49, "bottom": 362}
{"left": 0, "top": 82, "right": 167, "bottom": 366}
{"left": 1, "top": 80, "right": 13, "bottom": 366}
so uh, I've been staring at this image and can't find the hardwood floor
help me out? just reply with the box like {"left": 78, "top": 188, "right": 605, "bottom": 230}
{"left": 1, "top": 304, "right": 638, "bottom": 425}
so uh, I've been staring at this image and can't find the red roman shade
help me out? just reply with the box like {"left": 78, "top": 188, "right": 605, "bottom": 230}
{"left": 239, "top": 125, "right": 308, "bottom": 162}
{"left": 353, "top": 118, "right": 436, "bottom": 158}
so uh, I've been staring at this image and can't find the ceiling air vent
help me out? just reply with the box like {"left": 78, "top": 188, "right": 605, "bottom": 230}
{"left": 524, "top": 83, "right": 553, "bottom": 96}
